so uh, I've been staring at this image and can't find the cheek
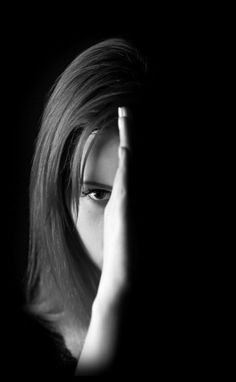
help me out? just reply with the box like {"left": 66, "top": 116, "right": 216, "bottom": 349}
{"left": 76, "top": 200, "right": 104, "bottom": 270}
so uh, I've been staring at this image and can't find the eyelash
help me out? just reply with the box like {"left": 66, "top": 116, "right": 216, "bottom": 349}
{"left": 81, "top": 188, "right": 111, "bottom": 202}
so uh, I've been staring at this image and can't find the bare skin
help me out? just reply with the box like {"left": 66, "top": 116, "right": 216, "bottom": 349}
{"left": 75, "top": 107, "right": 132, "bottom": 374}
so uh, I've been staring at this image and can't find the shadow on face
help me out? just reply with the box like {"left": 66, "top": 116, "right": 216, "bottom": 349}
{"left": 74, "top": 126, "right": 119, "bottom": 270}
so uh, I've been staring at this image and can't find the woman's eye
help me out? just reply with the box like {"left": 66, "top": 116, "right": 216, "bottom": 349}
{"left": 81, "top": 189, "right": 111, "bottom": 202}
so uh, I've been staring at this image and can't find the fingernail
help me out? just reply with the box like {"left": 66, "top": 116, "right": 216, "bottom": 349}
{"left": 118, "top": 115, "right": 126, "bottom": 148}
{"left": 118, "top": 106, "right": 129, "bottom": 118}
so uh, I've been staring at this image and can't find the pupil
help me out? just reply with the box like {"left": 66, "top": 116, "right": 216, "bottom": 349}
{"left": 95, "top": 190, "right": 105, "bottom": 199}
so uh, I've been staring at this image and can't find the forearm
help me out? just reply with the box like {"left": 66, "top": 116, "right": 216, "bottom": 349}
{"left": 75, "top": 107, "right": 132, "bottom": 375}
{"left": 75, "top": 296, "right": 121, "bottom": 375}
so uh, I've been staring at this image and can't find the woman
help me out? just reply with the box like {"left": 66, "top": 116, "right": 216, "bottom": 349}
{"left": 26, "top": 38, "right": 151, "bottom": 374}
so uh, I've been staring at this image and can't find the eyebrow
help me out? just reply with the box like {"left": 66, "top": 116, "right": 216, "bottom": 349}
{"left": 83, "top": 181, "right": 112, "bottom": 191}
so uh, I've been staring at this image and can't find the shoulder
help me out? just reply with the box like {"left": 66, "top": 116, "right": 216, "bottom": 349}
{"left": 16, "top": 311, "right": 78, "bottom": 375}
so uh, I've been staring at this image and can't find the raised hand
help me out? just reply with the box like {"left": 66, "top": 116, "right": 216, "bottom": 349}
{"left": 76, "top": 106, "right": 133, "bottom": 374}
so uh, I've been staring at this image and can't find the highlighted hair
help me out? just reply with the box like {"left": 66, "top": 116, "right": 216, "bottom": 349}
{"left": 26, "top": 38, "right": 147, "bottom": 357}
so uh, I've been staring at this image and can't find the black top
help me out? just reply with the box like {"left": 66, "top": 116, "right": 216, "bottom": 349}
{"left": 3, "top": 310, "right": 77, "bottom": 376}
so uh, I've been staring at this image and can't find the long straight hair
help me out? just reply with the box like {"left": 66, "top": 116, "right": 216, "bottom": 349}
{"left": 26, "top": 38, "right": 148, "bottom": 357}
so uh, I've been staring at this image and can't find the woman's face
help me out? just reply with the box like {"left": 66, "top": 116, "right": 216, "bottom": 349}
{"left": 74, "top": 127, "right": 119, "bottom": 270}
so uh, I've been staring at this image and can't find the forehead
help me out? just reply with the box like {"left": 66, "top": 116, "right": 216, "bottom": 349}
{"left": 83, "top": 126, "right": 119, "bottom": 186}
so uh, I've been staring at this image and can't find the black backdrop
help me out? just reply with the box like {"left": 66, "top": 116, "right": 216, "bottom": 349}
{"left": 1, "top": 7, "right": 216, "bottom": 376}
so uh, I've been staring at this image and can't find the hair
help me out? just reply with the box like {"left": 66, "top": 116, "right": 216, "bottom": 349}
{"left": 26, "top": 38, "right": 148, "bottom": 358}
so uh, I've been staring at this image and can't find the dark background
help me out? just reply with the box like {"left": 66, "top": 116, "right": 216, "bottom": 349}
{"left": 1, "top": 9, "right": 166, "bottom": 375}
{"left": 1, "top": 6, "right": 219, "bottom": 376}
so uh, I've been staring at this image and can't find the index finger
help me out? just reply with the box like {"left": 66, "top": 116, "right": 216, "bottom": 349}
{"left": 118, "top": 106, "right": 133, "bottom": 152}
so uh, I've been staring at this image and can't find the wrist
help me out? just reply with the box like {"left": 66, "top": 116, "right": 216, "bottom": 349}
{"left": 95, "top": 271, "right": 129, "bottom": 313}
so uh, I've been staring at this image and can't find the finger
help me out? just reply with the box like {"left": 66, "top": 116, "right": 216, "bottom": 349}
{"left": 106, "top": 107, "right": 131, "bottom": 207}
{"left": 118, "top": 106, "right": 133, "bottom": 157}
{"left": 116, "top": 106, "right": 133, "bottom": 195}
{"left": 108, "top": 143, "right": 129, "bottom": 208}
